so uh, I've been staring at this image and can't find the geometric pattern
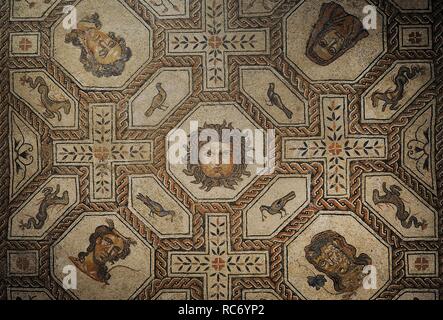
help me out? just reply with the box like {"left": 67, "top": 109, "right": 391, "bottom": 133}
{"left": 284, "top": 96, "right": 387, "bottom": 197}
{"left": 169, "top": 213, "right": 268, "bottom": 299}
{"left": 1, "top": 0, "right": 442, "bottom": 300}
{"left": 54, "top": 104, "right": 152, "bottom": 202}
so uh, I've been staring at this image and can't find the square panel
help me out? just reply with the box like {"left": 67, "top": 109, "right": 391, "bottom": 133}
{"left": 399, "top": 25, "right": 433, "bottom": 50}
{"left": 9, "top": 32, "right": 40, "bottom": 56}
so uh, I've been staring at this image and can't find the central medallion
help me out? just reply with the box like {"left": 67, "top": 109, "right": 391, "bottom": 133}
{"left": 166, "top": 103, "right": 263, "bottom": 202}
{"left": 183, "top": 121, "right": 251, "bottom": 192}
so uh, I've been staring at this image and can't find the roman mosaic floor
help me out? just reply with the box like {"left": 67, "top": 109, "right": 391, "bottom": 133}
{"left": 1, "top": 0, "right": 442, "bottom": 300}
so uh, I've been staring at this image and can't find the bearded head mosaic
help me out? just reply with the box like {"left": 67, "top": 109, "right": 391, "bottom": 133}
{"left": 306, "top": 2, "right": 369, "bottom": 66}
{"left": 1, "top": 0, "right": 442, "bottom": 300}
{"left": 65, "top": 13, "right": 132, "bottom": 77}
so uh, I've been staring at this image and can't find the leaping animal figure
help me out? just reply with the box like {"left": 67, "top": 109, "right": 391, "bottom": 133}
{"left": 266, "top": 83, "right": 293, "bottom": 119}
{"left": 136, "top": 193, "right": 176, "bottom": 222}
{"left": 20, "top": 75, "right": 71, "bottom": 121}
{"left": 260, "top": 191, "right": 296, "bottom": 221}
{"left": 20, "top": 184, "right": 69, "bottom": 230}
{"left": 371, "top": 66, "right": 423, "bottom": 112}
{"left": 145, "top": 83, "right": 168, "bottom": 117}
{"left": 372, "top": 182, "right": 427, "bottom": 230}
